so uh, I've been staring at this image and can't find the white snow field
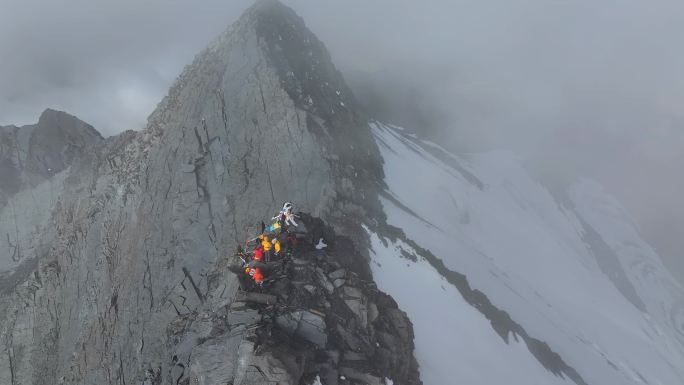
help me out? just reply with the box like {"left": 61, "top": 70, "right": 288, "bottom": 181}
{"left": 369, "top": 122, "right": 684, "bottom": 385}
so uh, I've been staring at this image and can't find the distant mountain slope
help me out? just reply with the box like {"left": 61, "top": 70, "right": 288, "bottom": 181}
{"left": 369, "top": 122, "right": 684, "bottom": 385}
{"left": 0, "top": 109, "right": 102, "bottom": 205}
{"left": 0, "top": 109, "right": 102, "bottom": 291}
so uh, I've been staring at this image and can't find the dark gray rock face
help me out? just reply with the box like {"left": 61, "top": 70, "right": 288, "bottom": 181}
{"left": 0, "top": 109, "right": 102, "bottom": 205}
{"left": 0, "top": 109, "right": 102, "bottom": 291}
{"left": 167, "top": 215, "right": 420, "bottom": 385}
{"left": 0, "top": 1, "right": 417, "bottom": 384}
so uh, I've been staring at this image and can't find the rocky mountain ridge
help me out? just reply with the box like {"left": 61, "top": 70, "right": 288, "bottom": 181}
{"left": 0, "top": 1, "right": 418, "bottom": 384}
{"left": 160, "top": 214, "right": 419, "bottom": 385}
{"left": 0, "top": 109, "right": 102, "bottom": 206}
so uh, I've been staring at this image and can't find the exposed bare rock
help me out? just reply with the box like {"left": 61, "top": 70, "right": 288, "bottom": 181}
{"left": 0, "top": 2, "right": 418, "bottom": 385}
{"left": 167, "top": 214, "right": 420, "bottom": 385}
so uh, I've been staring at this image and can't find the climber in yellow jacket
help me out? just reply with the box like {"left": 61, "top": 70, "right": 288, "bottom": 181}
{"left": 273, "top": 237, "right": 282, "bottom": 259}
{"left": 260, "top": 234, "right": 273, "bottom": 262}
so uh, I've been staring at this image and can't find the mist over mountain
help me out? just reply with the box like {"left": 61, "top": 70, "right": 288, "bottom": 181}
{"left": 1, "top": 1, "right": 683, "bottom": 385}
{"left": 2, "top": 1, "right": 681, "bottom": 282}
{"left": 346, "top": 66, "right": 684, "bottom": 286}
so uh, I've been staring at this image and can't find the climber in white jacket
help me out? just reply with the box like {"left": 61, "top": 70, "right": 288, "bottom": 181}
{"left": 273, "top": 201, "right": 298, "bottom": 228}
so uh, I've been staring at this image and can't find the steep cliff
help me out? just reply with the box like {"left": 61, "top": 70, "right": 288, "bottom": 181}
{"left": 0, "top": 1, "right": 413, "bottom": 384}
{"left": 163, "top": 214, "right": 419, "bottom": 385}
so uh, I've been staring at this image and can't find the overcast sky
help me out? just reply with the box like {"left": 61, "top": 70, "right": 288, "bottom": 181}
{"left": 1, "top": 0, "right": 683, "bottom": 279}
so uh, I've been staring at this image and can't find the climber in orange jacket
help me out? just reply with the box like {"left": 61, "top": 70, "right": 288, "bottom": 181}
{"left": 253, "top": 269, "right": 264, "bottom": 285}
{"left": 245, "top": 267, "right": 264, "bottom": 286}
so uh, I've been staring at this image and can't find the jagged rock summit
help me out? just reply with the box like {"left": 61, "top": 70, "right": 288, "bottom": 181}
{"left": 0, "top": 2, "right": 416, "bottom": 385}
{"left": 143, "top": 0, "right": 385, "bottom": 232}
{"left": 0, "top": 108, "right": 102, "bottom": 205}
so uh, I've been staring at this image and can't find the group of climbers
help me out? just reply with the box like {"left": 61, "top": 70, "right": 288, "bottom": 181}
{"left": 238, "top": 201, "right": 300, "bottom": 288}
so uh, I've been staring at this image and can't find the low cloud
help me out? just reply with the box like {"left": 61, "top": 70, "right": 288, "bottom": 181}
{"left": 1, "top": 0, "right": 682, "bottom": 278}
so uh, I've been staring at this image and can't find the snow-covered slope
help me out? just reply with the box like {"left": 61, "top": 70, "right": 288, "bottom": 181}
{"left": 369, "top": 122, "right": 684, "bottom": 385}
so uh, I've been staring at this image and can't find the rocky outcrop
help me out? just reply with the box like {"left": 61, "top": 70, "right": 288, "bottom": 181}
{"left": 165, "top": 215, "right": 420, "bottom": 385}
{"left": 0, "top": 1, "right": 419, "bottom": 385}
{"left": 0, "top": 109, "right": 102, "bottom": 206}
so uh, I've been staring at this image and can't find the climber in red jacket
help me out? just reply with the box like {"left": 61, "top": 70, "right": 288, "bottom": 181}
{"left": 252, "top": 244, "right": 264, "bottom": 262}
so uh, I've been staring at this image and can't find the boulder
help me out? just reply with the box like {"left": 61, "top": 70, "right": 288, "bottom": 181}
{"left": 368, "top": 302, "right": 380, "bottom": 324}
{"left": 225, "top": 309, "right": 261, "bottom": 327}
{"left": 276, "top": 310, "right": 328, "bottom": 348}
{"left": 344, "top": 299, "right": 369, "bottom": 329}
{"left": 342, "top": 286, "right": 363, "bottom": 299}
{"left": 328, "top": 268, "right": 347, "bottom": 280}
